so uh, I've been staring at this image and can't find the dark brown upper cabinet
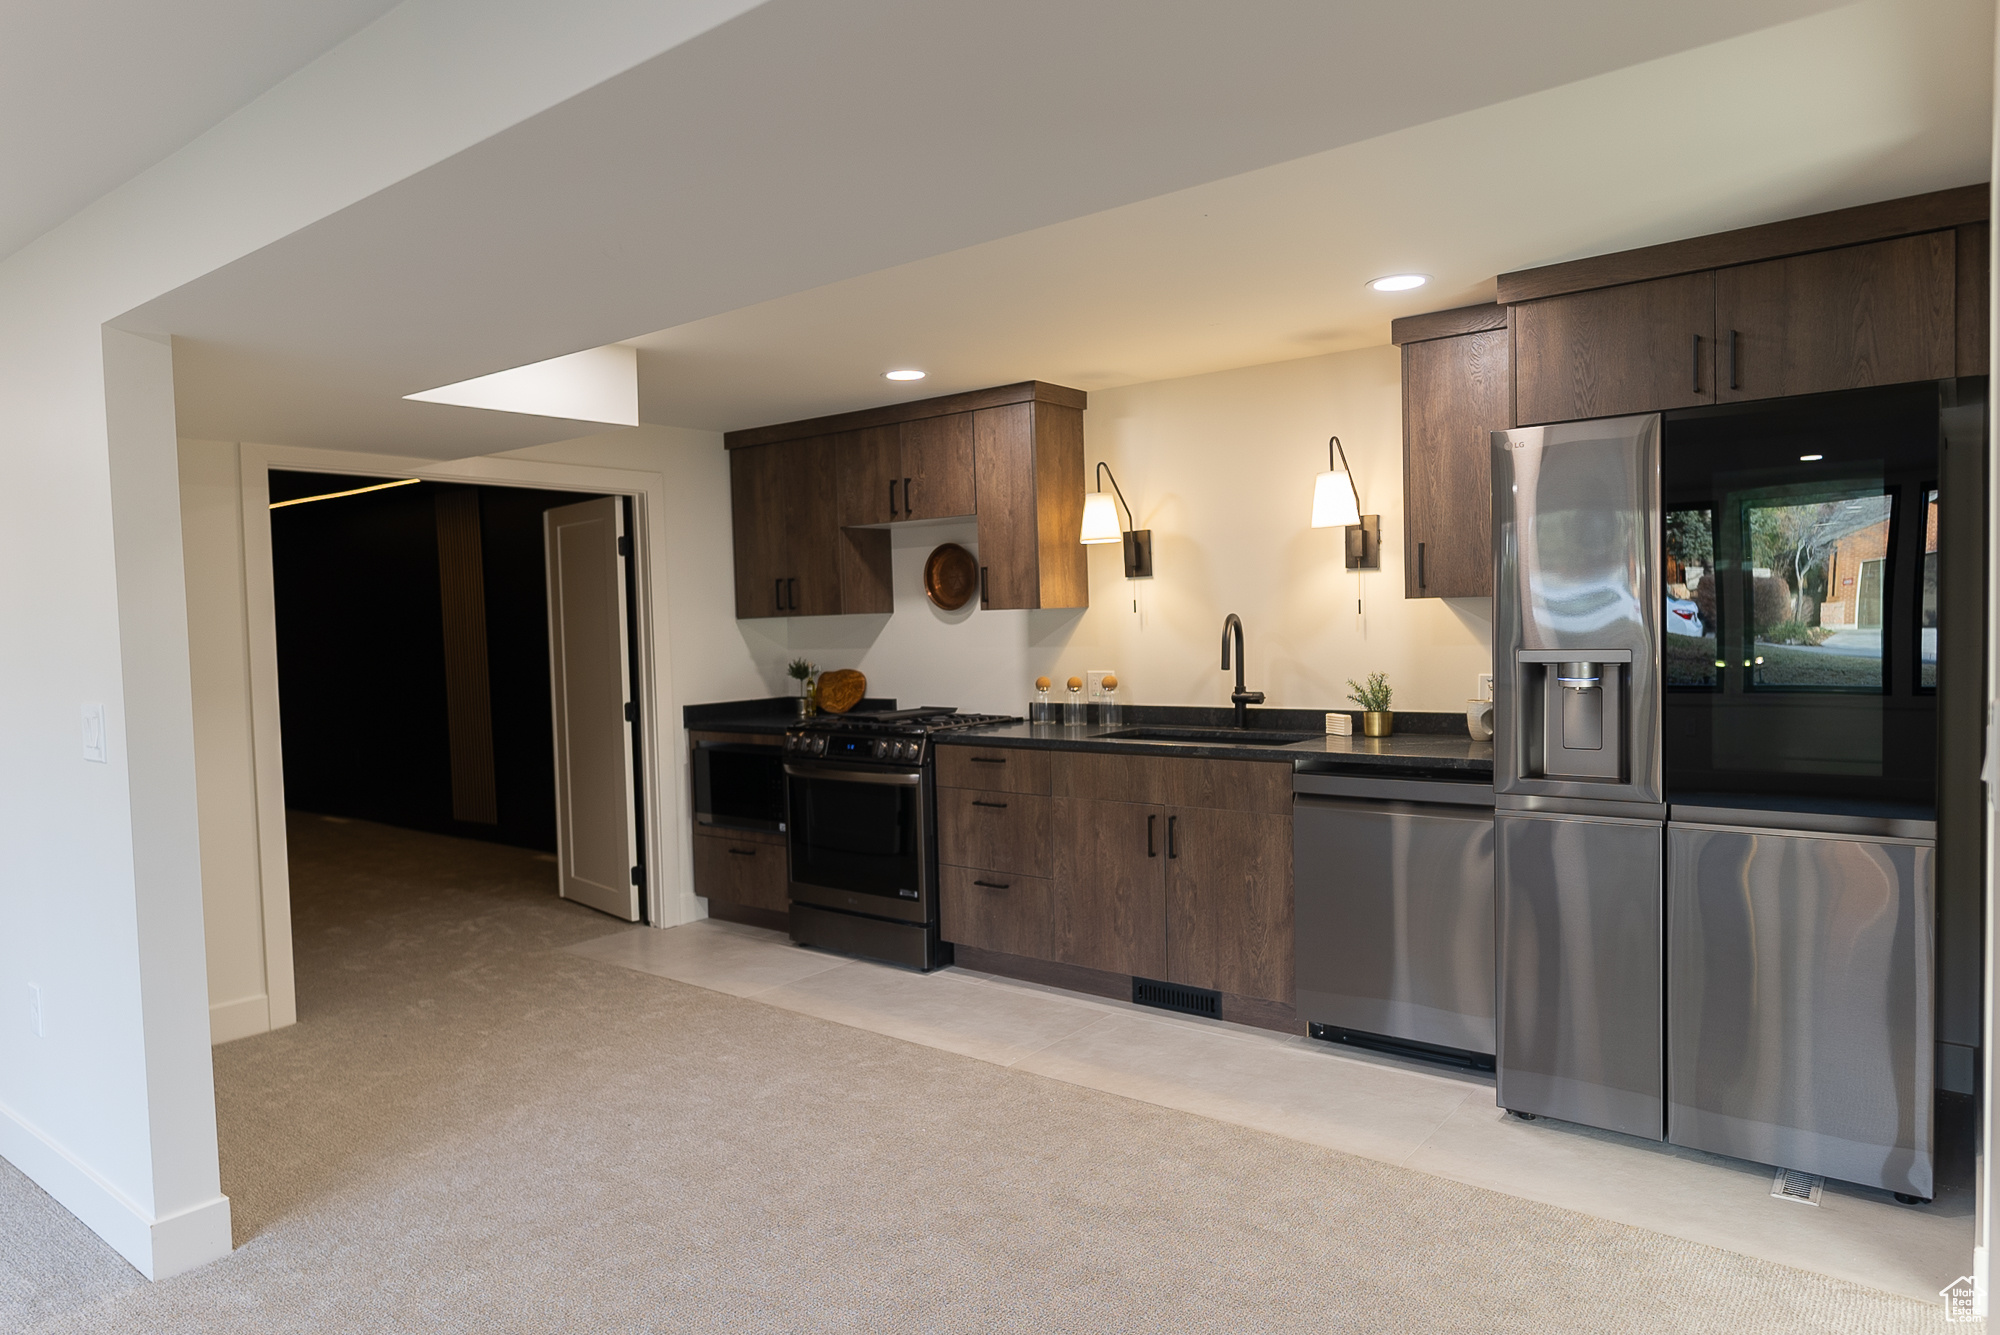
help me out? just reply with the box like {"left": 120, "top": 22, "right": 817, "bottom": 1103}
{"left": 1714, "top": 231, "right": 1956, "bottom": 402}
{"left": 973, "top": 400, "right": 1087, "bottom": 611}
{"left": 835, "top": 414, "right": 977, "bottom": 525}
{"left": 1512, "top": 272, "right": 1716, "bottom": 426}
{"left": 727, "top": 382, "right": 1087, "bottom": 620}
{"left": 899, "top": 413, "right": 977, "bottom": 520}
{"left": 1395, "top": 310, "right": 1511, "bottom": 600}
{"left": 730, "top": 436, "right": 889, "bottom": 619}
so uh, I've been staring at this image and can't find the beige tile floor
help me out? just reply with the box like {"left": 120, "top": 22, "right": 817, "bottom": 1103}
{"left": 568, "top": 918, "right": 1973, "bottom": 1306}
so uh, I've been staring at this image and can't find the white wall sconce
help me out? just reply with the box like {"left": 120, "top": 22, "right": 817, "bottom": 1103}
{"left": 1311, "top": 435, "right": 1379, "bottom": 570}
{"left": 1080, "top": 462, "right": 1153, "bottom": 578}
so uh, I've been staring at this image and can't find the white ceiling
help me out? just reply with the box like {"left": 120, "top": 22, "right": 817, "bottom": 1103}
{"left": 625, "top": 0, "right": 1995, "bottom": 431}
{"left": 0, "top": 0, "right": 402, "bottom": 262}
{"left": 124, "top": 0, "right": 1989, "bottom": 457}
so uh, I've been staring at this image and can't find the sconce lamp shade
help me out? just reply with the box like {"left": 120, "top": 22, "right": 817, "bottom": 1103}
{"left": 1311, "top": 469, "right": 1361, "bottom": 529}
{"left": 1080, "top": 491, "right": 1123, "bottom": 544}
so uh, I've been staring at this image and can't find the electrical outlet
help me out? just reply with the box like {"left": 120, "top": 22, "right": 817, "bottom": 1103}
{"left": 28, "top": 984, "right": 43, "bottom": 1038}
{"left": 1477, "top": 673, "right": 1493, "bottom": 702}
{"left": 1086, "top": 670, "right": 1115, "bottom": 700}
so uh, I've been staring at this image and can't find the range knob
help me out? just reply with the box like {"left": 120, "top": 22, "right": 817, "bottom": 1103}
{"left": 902, "top": 740, "right": 920, "bottom": 760}
{"left": 809, "top": 736, "right": 826, "bottom": 756}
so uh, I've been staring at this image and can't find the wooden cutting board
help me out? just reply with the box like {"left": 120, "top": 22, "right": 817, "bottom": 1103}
{"left": 817, "top": 668, "right": 867, "bottom": 714}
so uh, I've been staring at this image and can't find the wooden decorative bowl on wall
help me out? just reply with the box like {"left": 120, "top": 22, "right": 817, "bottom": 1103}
{"left": 923, "top": 543, "right": 979, "bottom": 611}
{"left": 816, "top": 668, "right": 867, "bottom": 714}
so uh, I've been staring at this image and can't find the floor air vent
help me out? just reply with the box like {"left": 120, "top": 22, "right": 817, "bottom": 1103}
{"left": 1771, "top": 1168, "right": 1823, "bottom": 1206}
{"left": 1132, "top": 977, "right": 1221, "bottom": 1019}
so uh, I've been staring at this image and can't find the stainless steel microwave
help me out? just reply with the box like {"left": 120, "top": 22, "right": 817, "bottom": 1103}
{"left": 691, "top": 740, "right": 786, "bottom": 833}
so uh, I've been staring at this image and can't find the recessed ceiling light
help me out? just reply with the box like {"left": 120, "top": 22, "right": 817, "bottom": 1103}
{"left": 1368, "top": 274, "right": 1429, "bottom": 293}
{"left": 885, "top": 369, "right": 926, "bottom": 381}
{"left": 1800, "top": 453, "right": 1824, "bottom": 461}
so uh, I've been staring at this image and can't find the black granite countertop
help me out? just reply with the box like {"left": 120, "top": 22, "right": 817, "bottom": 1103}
{"left": 935, "top": 720, "right": 1492, "bottom": 775}
{"left": 683, "top": 697, "right": 1493, "bottom": 776}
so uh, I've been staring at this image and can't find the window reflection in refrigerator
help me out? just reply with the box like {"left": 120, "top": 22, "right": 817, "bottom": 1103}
{"left": 1921, "top": 488, "right": 1938, "bottom": 690}
{"left": 1742, "top": 488, "right": 1891, "bottom": 692}
{"left": 1663, "top": 507, "right": 1716, "bottom": 688}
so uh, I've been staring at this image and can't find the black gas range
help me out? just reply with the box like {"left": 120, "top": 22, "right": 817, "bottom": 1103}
{"left": 781, "top": 708, "right": 1019, "bottom": 970}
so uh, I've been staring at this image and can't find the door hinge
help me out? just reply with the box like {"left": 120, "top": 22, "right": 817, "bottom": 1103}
{"left": 618, "top": 535, "right": 631, "bottom": 556}
{"left": 630, "top": 865, "right": 646, "bottom": 887}
{"left": 624, "top": 701, "right": 638, "bottom": 723}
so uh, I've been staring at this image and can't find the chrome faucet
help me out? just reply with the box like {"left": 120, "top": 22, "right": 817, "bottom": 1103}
{"left": 1220, "top": 613, "right": 1264, "bottom": 728}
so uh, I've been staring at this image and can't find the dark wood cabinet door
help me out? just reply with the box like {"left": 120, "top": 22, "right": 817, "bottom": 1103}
{"left": 1163, "top": 806, "right": 1293, "bottom": 1003}
{"left": 899, "top": 413, "right": 976, "bottom": 520}
{"left": 780, "top": 436, "right": 843, "bottom": 616}
{"left": 973, "top": 402, "right": 1037, "bottom": 609}
{"left": 1052, "top": 796, "right": 1166, "bottom": 977}
{"left": 938, "top": 789, "right": 1052, "bottom": 878}
{"left": 835, "top": 426, "right": 901, "bottom": 527}
{"left": 939, "top": 866, "right": 1054, "bottom": 959}
{"left": 729, "top": 443, "right": 788, "bottom": 619}
{"left": 1513, "top": 272, "right": 1715, "bottom": 425}
{"left": 1403, "top": 329, "right": 1509, "bottom": 599}
{"left": 1715, "top": 231, "right": 1956, "bottom": 402}
{"left": 691, "top": 830, "right": 788, "bottom": 912}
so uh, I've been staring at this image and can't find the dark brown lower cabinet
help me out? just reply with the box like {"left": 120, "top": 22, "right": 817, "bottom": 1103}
{"left": 1051, "top": 796, "right": 1168, "bottom": 978}
{"left": 691, "top": 828, "right": 788, "bottom": 913}
{"left": 939, "top": 865, "right": 1053, "bottom": 959}
{"left": 937, "top": 788, "right": 1052, "bottom": 877}
{"left": 1163, "top": 806, "right": 1294, "bottom": 1004}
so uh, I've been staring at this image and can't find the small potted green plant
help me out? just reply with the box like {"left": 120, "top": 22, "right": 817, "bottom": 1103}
{"left": 786, "top": 657, "right": 818, "bottom": 718}
{"left": 1347, "top": 672, "right": 1394, "bottom": 737}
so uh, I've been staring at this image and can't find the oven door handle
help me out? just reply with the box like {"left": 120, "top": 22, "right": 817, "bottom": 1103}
{"left": 783, "top": 762, "right": 923, "bottom": 786}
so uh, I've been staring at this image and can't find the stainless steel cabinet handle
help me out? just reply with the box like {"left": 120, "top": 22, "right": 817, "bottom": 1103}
{"left": 972, "top": 879, "right": 1011, "bottom": 890}
{"left": 1167, "top": 815, "right": 1178, "bottom": 859}
{"left": 971, "top": 799, "right": 1009, "bottom": 809}
{"left": 1147, "top": 813, "right": 1157, "bottom": 857}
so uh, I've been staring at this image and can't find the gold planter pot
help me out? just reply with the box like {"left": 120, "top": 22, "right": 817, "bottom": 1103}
{"left": 1361, "top": 710, "right": 1394, "bottom": 737}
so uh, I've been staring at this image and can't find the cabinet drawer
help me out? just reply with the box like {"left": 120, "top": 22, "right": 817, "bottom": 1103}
{"left": 939, "top": 788, "right": 1052, "bottom": 877}
{"left": 940, "top": 865, "right": 1054, "bottom": 959}
{"left": 936, "top": 745, "right": 1051, "bottom": 793}
{"left": 691, "top": 830, "right": 789, "bottom": 913}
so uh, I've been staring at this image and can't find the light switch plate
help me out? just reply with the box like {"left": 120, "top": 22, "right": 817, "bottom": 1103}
{"left": 81, "top": 704, "right": 107, "bottom": 763}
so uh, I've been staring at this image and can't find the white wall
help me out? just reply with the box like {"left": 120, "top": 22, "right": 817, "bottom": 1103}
{"left": 178, "top": 441, "right": 281, "bottom": 1044}
{"left": 756, "top": 346, "right": 1493, "bottom": 716}
{"left": 0, "top": 0, "right": 765, "bottom": 1283}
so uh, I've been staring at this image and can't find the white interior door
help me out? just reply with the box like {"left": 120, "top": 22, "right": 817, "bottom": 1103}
{"left": 544, "top": 497, "right": 640, "bottom": 920}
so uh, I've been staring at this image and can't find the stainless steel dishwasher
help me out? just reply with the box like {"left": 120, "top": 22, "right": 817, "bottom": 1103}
{"left": 1294, "top": 770, "right": 1496, "bottom": 1069}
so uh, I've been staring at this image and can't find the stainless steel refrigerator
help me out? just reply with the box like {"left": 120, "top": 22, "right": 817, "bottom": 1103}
{"left": 1492, "top": 415, "right": 1666, "bottom": 1141}
{"left": 1495, "top": 386, "right": 1954, "bottom": 1199}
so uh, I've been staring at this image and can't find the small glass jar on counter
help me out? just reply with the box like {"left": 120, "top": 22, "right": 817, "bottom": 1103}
{"left": 1063, "top": 676, "right": 1086, "bottom": 726}
{"left": 1029, "top": 676, "right": 1053, "bottom": 724}
{"left": 1099, "top": 674, "right": 1121, "bottom": 728}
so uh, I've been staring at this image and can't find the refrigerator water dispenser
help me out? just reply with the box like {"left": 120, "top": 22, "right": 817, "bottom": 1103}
{"left": 1515, "top": 649, "right": 1631, "bottom": 783}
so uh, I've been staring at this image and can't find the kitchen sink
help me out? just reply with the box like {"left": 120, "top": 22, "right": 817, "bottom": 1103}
{"left": 1101, "top": 726, "right": 1318, "bottom": 746}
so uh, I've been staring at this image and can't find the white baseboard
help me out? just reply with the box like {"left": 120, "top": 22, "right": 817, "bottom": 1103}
{"left": 0, "top": 1095, "right": 232, "bottom": 1279}
{"left": 208, "top": 993, "right": 270, "bottom": 1044}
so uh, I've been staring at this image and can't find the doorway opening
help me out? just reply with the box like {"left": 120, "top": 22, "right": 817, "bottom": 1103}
{"left": 267, "top": 469, "right": 650, "bottom": 924}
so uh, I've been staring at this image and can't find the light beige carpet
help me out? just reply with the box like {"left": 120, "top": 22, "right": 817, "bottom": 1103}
{"left": 0, "top": 815, "right": 1956, "bottom": 1333}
